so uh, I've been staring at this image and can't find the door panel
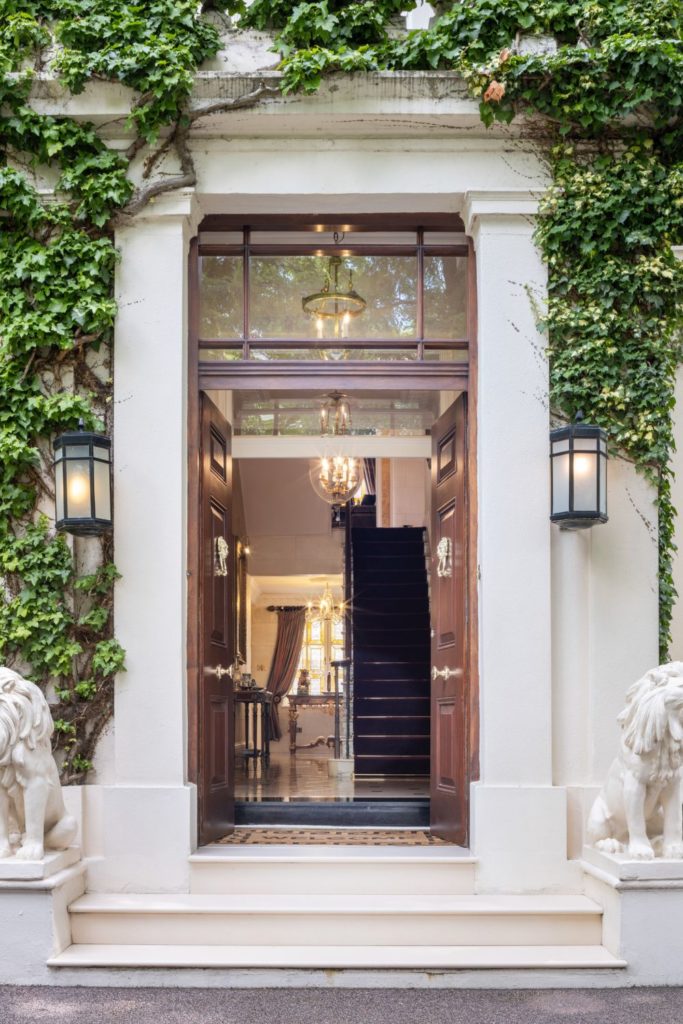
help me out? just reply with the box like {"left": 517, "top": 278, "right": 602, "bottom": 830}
{"left": 199, "top": 394, "right": 235, "bottom": 844}
{"left": 430, "top": 396, "right": 468, "bottom": 843}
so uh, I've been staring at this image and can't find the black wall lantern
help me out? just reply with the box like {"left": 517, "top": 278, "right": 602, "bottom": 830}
{"left": 53, "top": 422, "right": 112, "bottom": 536}
{"left": 550, "top": 412, "right": 608, "bottom": 530}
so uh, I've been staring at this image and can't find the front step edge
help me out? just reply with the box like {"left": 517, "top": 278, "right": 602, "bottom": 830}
{"left": 48, "top": 943, "right": 626, "bottom": 970}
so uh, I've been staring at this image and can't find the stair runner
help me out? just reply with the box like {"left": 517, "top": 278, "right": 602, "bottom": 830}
{"left": 351, "top": 527, "right": 430, "bottom": 777}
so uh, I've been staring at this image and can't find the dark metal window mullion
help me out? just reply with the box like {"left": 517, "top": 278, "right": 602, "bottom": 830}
{"left": 242, "top": 228, "right": 250, "bottom": 360}
{"left": 417, "top": 227, "right": 425, "bottom": 361}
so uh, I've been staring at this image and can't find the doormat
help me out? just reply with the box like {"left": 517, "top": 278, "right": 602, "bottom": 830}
{"left": 217, "top": 828, "right": 451, "bottom": 846}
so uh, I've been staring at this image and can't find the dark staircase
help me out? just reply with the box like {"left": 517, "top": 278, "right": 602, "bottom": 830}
{"left": 351, "top": 527, "right": 430, "bottom": 777}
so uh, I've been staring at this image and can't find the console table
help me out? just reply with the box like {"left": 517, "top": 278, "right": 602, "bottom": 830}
{"left": 287, "top": 694, "right": 339, "bottom": 754}
{"left": 235, "top": 688, "right": 272, "bottom": 764}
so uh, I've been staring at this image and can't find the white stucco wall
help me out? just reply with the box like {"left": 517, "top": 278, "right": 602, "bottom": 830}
{"left": 552, "top": 458, "right": 659, "bottom": 856}
{"left": 25, "top": 72, "right": 662, "bottom": 901}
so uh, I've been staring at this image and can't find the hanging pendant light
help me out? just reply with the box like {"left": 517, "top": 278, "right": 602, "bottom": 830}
{"left": 306, "top": 582, "right": 343, "bottom": 624}
{"left": 320, "top": 391, "right": 352, "bottom": 435}
{"left": 302, "top": 255, "right": 367, "bottom": 340}
{"left": 309, "top": 455, "right": 362, "bottom": 505}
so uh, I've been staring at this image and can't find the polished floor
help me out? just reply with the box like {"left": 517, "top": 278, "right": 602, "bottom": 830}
{"left": 234, "top": 751, "right": 429, "bottom": 803}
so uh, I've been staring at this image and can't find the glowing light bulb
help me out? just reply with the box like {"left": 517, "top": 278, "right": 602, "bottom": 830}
{"left": 68, "top": 471, "right": 89, "bottom": 505}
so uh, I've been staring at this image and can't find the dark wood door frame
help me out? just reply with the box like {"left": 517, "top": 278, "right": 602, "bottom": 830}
{"left": 186, "top": 235, "right": 480, "bottom": 846}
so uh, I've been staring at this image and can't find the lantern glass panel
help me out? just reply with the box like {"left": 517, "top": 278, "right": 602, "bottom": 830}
{"left": 65, "top": 460, "right": 92, "bottom": 519}
{"left": 552, "top": 438, "right": 570, "bottom": 454}
{"left": 93, "top": 446, "right": 109, "bottom": 461}
{"left": 599, "top": 454, "right": 607, "bottom": 515}
{"left": 574, "top": 437, "right": 598, "bottom": 452}
{"left": 93, "top": 460, "right": 111, "bottom": 521}
{"left": 573, "top": 452, "right": 598, "bottom": 511}
{"left": 552, "top": 452, "right": 570, "bottom": 515}
{"left": 55, "top": 463, "right": 65, "bottom": 521}
{"left": 65, "top": 445, "right": 90, "bottom": 459}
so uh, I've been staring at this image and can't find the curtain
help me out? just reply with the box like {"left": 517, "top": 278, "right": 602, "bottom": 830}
{"left": 265, "top": 607, "right": 306, "bottom": 740}
{"left": 363, "top": 457, "right": 376, "bottom": 495}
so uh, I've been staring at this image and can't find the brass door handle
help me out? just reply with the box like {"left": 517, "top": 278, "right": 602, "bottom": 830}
{"left": 432, "top": 666, "right": 460, "bottom": 681}
{"left": 207, "top": 665, "right": 232, "bottom": 680}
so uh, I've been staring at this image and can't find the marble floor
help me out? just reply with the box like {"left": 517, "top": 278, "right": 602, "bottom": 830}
{"left": 235, "top": 751, "right": 429, "bottom": 803}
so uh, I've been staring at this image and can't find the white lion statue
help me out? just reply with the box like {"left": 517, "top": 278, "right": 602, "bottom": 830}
{"left": 587, "top": 661, "right": 683, "bottom": 860}
{"left": 0, "top": 667, "right": 77, "bottom": 861}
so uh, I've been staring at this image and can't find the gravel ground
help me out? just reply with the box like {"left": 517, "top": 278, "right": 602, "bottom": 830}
{"left": 1, "top": 986, "right": 682, "bottom": 1024}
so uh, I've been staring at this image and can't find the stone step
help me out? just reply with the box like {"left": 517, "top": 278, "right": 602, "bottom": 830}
{"left": 67, "top": 893, "right": 604, "bottom": 948}
{"left": 48, "top": 942, "right": 626, "bottom": 970}
{"left": 189, "top": 844, "right": 477, "bottom": 895}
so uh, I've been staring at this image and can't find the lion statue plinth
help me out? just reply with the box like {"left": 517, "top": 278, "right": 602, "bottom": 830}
{"left": 0, "top": 668, "right": 77, "bottom": 861}
{"left": 587, "top": 661, "right": 683, "bottom": 861}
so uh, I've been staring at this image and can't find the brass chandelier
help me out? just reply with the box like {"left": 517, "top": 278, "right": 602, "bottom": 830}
{"left": 319, "top": 391, "right": 351, "bottom": 435}
{"left": 306, "top": 582, "right": 344, "bottom": 624}
{"left": 302, "top": 255, "right": 367, "bottom": 339}
{"left": 310, "top": 454, "right": 362, "bottom": 505}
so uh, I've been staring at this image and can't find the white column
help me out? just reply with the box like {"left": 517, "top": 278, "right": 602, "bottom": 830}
{"left": 93, "top": 191, "right": 201, "bottom": 892}
{"left": 552, "top": 527, "right": 591, "bottom": 858}
{"left": 464, "top": 192, "right": 573, "bottom": 890}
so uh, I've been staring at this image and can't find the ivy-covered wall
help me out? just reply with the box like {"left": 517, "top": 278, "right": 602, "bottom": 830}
{"left": 1, "top": 1, "right": 681, "bottom": 780}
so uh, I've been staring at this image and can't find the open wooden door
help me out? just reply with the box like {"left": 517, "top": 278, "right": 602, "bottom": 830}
{"left": 198, "top": 393, "right": 235, "bottom": 844}
{"left": 430, "top": 395, "right": 468, "bottom": 844}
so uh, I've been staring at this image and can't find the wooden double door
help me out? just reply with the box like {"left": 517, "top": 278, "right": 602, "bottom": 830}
{"left": 193, "top": 392, "right": 470, "bottom": 845}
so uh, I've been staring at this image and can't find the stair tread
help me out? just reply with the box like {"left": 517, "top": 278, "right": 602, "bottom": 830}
{"left": 68, "top": 893, "right": 603, "bottom": 915}
{"left": 48, "top": 943, "right": 626, "bottom": 970}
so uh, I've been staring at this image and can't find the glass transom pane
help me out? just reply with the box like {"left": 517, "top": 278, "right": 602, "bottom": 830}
{"left": 249, "top": 255, "right": 418, "bottom": 341}
{"left": 200, "top": 256, "right": 243, "bottom": 339}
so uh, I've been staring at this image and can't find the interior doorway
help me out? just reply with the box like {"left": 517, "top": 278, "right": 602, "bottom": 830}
{"left": 232, "top": 445, "right": 434, "bottom": 824}
{"left": 187, "top": 216, "right": 477, "bottom": 846}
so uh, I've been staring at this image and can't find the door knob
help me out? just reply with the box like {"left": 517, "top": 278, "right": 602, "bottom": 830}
{"left": 432, "top": 666, "right": 460, "bottom": 681}
{"left": 207, "top": 665, "right": 232, "bottom": 680}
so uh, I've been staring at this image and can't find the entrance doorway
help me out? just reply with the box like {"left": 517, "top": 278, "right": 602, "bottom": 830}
{"left": 187, "top": 217, "right": 477, "bottom": 846}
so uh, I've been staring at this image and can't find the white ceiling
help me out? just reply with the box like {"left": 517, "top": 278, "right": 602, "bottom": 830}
{"left": 251, "top": 574, "right": 343, "bottom": 606}
{"left": 239, "top": 458, "right": 331, "bottom": 538}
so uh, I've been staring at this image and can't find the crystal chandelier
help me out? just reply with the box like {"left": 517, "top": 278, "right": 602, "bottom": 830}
{"left": 309, "top": 454, "right": 362, "bottom": 505}
{"left": 306, "top": 582, "right": 343, "bottom": 624}
{"left": 320, "top": 391, "right": 351, "bottom": 435}
{"left": 302, "top": 255, "right": 367, "bottom": 340}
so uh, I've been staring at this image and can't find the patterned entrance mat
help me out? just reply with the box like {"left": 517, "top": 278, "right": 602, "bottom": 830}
{"left": 217, "top": 828, "right": 451, "bottom": 846}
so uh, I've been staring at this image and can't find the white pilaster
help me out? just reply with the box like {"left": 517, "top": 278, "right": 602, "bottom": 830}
{"left": 464, "top": 191, "right": 552, "bottom": 784}
{"left": 97, "top": 191, "right": 201, "bottom": 891}
{"left": 464, "top": 191, "right": 571, "bottom": 890}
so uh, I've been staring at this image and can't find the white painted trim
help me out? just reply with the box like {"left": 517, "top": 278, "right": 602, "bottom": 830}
{"left": 232, "top": 436, "right": 431, "bottom": 459}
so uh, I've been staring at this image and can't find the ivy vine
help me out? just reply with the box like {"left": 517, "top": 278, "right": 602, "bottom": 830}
{"left": 1, "top": 2, "right": 681, "bottom": 784}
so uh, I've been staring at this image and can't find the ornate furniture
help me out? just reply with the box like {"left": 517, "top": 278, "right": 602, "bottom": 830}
{"left": 288, "top": 694, "right": 339, "bottom": 754}
{"left": 234, "top": 688, "right": 273, "bottom": 766}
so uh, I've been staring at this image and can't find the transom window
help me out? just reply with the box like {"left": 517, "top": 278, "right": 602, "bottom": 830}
{"left": 196, "top": 220, "right": 471, "bottom": 364}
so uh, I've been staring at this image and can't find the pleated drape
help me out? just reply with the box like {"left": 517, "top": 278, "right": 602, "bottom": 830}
{"left": 264, "top": 607, "right": 306, "bottom": 740}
